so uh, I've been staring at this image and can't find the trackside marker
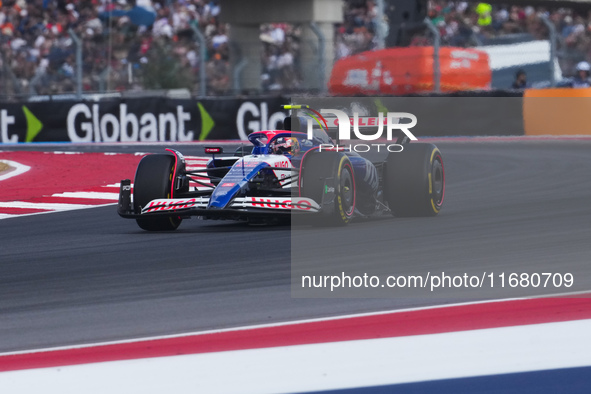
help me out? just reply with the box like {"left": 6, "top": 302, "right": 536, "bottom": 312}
{"left": 0, "top": 160, "right": 30, "bottom": 181}
{"left": 0, "top": 152, "right": 207, "bottom": 219}
{"left": 0, "top": 201, "right": 96, "bottom": 210}
{"left": 51, "top": 192, "right": 120, "bottom": 200}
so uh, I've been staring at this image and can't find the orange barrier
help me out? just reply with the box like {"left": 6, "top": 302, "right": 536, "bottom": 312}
{"left": 523, "top": 88, "right": 591, "bottom": 135}
{"left": 329, "top": 47, "right": 491, "bottom": 95}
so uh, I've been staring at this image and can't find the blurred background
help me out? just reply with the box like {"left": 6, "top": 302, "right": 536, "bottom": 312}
{"left": 1, "top": 0, "right": 590, "bottom": 100}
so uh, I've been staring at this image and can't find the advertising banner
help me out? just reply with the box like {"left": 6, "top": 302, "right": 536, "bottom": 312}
{"left": 523, "top": 87, "right": 591, "bottom": 136}
{"left": 329, "top": 47, "right": 492, "bottom": 95}
{"left": 0, "top": 97, "right": 288, "bottom": 143}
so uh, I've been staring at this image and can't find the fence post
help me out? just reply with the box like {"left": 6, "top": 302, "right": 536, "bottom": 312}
{"left": 68, "top": 29, "right": 83, "bottom": 99}
{"left": 424, "top": 17, "right": 440, "bottom": 93}
{"left": 191, "top": 25, "right": 207, "bottom": 97}
{"left": 309, "top": 22, "right": 326, "bottom": 93}
{"left": 232, "top": 56, "right": 248, "bottom": 93}
{"left": 540, "top": 14, "right": 557, "bottom": 87}
{"left": 1, "top": 52, "right": 23, "bottom": 98}
{"left": 98, "top": 66, "right": 111, "bottom": 93}
{"left": 375, "top": 0, "right": 388, "bottom": 49}
{"left": 29, "top": 73, "right": 42, "bottom": 96}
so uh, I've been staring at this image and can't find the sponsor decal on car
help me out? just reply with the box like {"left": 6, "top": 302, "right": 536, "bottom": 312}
{"left": 248, "top": 197, "right": 314, "bottom": 211}
{"left": 274, "top": 160, "right": 290, "bottom": 168}
{"left": 144, "top": 198, "right": 206, "bottom": 212}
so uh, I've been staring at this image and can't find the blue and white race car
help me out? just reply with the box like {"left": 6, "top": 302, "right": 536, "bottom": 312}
{"left": 118, "top": 106, "right": 444, "bottom": 230}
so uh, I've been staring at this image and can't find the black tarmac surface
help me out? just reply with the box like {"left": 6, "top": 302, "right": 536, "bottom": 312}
{"left": 1, "top": 140, "right": 590, "bottom": 352}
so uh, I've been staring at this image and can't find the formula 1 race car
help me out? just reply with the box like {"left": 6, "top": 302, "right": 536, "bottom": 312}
{"left": 117, "top": 106, "right": 444, "bottom": 230}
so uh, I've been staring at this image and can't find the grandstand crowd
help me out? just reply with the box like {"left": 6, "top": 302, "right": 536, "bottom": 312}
{"left": 0, "top": 0, "right": 590, "bottom": 96}
{"left": 424, "top": 1, "right": 591, "bottom": 76}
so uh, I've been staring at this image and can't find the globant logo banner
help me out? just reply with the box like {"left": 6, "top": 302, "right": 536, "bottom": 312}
{"left": 67, "top": 103, "right": 195, "bottom": 143}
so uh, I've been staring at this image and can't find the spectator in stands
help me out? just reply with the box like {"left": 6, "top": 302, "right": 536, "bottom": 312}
{"left": 511, "top": 69, "right": 527, "bottom": 89}
{"left": 3, "top": 0, "right": 591, "bottom": 97}
{"left": 337, "top": 0, "right": 378, "bottom": 57}
{"left": 206, "top": 52, "right": 229, "bottom": 95}
{"left": 559, "top": 61, "right": 591, "bottom": 88}
{"left": 260, "top": 23, "right": 301, "bottom": 92}
{"left": 475, "top": 3, "right": 492, "bottom": 28}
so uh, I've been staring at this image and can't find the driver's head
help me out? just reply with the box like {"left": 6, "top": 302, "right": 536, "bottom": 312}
{"left": 576, "top": 61, "right": 590, "bottom": 78}
{"left": 271, "top": 137, "right": 300, "bottom": 155}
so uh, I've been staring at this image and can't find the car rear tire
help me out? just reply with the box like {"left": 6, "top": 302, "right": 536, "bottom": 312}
{"left": 134, "top": 154, "right": 182, "bottom": 231}
{"left": 301, "top": 151, "right": 356, "bottom": 225}
{"left": 385, "top": 143, "right": 444, "bottom": 217}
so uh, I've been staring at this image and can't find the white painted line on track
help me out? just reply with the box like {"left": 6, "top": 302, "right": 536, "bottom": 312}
{"left": 105, "top": 183, "right": 131, "bottom": 187}
{"left": 0, "top": 160, "right": 31, "bottom": 182}
{"left": 0, "top": 157, "right": 208, "bottom": 219}
{"left": 0, "top": 202, "right": 96, "bottom": 211}
{"left": 0, "top": 203, "right": 117, "bottom": 221}
{"left": 0, "top": 152, "right": 210, "bottom": 220}
{"left": 51, "top": 192, "right": 120, "bottom": 200}
{"left": 1, "top": 319, "right": 590, "bottom": 394}
{"left": 2, "top": 290, "right": 590, "bottom": 357}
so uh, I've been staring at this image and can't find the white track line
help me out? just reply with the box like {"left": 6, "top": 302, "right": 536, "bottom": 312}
{"left": 0, "top": 203, "right": 116, "bottom": 220}
{"left": 2, "top": 290, "right": 590, "bottom": 357}
{"left": 0, "top": 160, "right": 31, "bottom": 182}
{"left": 0, "top": 202, "right": 96, "bottom": 211}
{"left": 0, "top": 157, "right": 201, "bottom": 220}
{"left": 9, "top": 319, "right": 583, "bottom": 394}
{"left": 105, "top": 183, "right": 132, "bottom": 188}
{"left": 1, "top": 319, "right": 590, "bottom": 394}
{"left": 51, "top": 192, "right": 120, "bottom": 200}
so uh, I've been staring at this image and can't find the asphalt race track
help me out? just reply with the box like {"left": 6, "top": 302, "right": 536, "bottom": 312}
{"left": 1, "top": 140, "right": 590, "bottom": 353}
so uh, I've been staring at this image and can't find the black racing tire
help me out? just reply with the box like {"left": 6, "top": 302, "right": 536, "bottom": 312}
{"left": 384, "top": 143, "right": 444, "bottom": 217}
{"left": 133, "top": 154, "right": 182, "bottom": 231}
{"left": 301, "top": 151, "right": 356, "bottom": 225}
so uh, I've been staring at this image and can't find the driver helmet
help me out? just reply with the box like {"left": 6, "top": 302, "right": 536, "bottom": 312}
{"left": 271, "top": 136, "right": 300, "bottom": 155}
{"left": 576, "top": 61, "right": 590, "bottom": 74}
